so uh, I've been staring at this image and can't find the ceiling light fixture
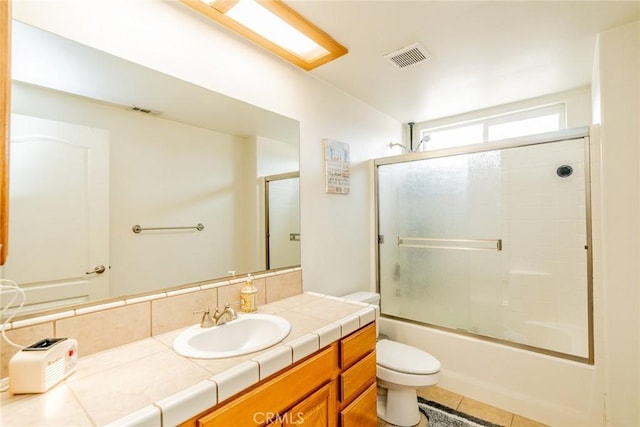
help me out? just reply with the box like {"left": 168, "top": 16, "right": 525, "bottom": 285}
{"left": 180, "top": 0, "right": 348, "bottom": 71}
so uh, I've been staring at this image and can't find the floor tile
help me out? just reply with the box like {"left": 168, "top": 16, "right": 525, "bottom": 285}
{"left": 512, "top": 414, "right": 550, "bottom": 427}
{"left": 457, "top": 397, "right": 514, "bottom": 426}
{"left": 379, "top": 385, "right": 548, "bottom": 427}
{"left": 417, "top": 385, "right": 463, "bottom": 409}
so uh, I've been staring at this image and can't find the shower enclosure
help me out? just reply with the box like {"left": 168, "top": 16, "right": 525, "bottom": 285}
{"left": 375, "top": 128, "right": 592, "bottom": 362}
{"left": 265, "top": 172, "right": 300, "bottom": 270}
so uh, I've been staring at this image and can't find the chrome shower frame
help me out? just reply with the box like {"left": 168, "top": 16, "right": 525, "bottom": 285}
{"left": 373, "top": 127, "right": 594, "bottom": 364}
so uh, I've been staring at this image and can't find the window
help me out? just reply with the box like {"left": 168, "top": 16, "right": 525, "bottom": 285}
{"left": 420, "top": 104, "right": 565, "bottom": 151}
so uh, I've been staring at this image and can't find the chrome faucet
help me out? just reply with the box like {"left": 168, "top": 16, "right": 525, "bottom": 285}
{"left": 213, "top": 302, "right": 237, "bottom": 326}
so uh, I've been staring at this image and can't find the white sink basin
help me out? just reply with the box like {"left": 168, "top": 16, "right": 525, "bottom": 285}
{"left": 173, "top": 313, "right": 291, "bottom": 359}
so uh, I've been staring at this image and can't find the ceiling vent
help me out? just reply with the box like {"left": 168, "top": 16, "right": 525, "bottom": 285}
{"left": 384, "top": 43, "right": 431, "bottom": 69}
{"left": 130, "top": 106, "right": 163, "bottom": 116}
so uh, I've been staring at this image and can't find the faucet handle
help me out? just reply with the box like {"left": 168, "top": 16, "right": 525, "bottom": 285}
{"left": 193, "top": 307, "right": 215, "bottom": 328}
{"left": 223, "top": 302, "right": 238, "bottom": 320}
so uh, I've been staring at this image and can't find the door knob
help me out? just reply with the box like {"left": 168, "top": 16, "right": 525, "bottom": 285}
{"left": 86, "top": 265, "right": 106, "bottom": 275}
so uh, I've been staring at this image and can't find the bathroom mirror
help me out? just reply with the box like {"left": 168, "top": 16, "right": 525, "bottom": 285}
{"left": 0, "top": 21, "right": 300, "bottom": 317}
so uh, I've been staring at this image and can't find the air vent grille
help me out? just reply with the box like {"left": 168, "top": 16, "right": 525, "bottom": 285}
{"left": 384, "top": 43, "right": 431, "bottom": 69}
{"left": 130, "top": 106, "right": 163, "bottom": 115}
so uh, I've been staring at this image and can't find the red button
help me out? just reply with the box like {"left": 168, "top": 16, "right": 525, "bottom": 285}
{"left": 68, "top": 349, "right": 74, "bottom": 357}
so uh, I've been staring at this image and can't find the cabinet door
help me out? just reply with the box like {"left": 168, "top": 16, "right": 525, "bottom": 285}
{"left": 285, "top": 381, "right": 335, "bottom": 427}
{"left": 339, "top": 382, "right": 377, "bottom": 427}
{"left": 196, "top": 346, "right": 336, "bottom": 427}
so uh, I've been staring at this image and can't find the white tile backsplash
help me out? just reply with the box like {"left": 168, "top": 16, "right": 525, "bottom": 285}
{"left": 75, "top": 301, "right": 126, "bottom": 315}
{"left": 11, "top": 310, "right": 75, "bottom": 329}
{"left": 166, "top": 286, "right": 201, "bottom": 297}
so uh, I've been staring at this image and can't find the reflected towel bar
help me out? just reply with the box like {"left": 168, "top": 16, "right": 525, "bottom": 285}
{"left": 397, "top": 237, "right": 502, "bottom": 251}
{"left": 132, "top": 223, "right": 205, "bottom": 233}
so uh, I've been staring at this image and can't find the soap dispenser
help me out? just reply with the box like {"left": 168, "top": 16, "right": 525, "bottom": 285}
{"left": 240, "top": 274, "right": 258, "bottom": 313}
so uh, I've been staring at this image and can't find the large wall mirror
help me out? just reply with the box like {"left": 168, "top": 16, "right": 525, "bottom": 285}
{"left": 0, "top": 20, "right": 300, "bottom": 317}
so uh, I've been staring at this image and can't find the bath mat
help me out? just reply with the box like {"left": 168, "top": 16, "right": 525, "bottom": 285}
{"left": 417, "top": 396, "right": 504, "bottom": 427}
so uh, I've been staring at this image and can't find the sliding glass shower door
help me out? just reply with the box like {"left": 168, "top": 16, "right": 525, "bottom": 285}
{"left": 376, "top": 132, "right": 592, "bottom": 361}
{"left": 265, "top": 172, "right": 300, "bottom": 270}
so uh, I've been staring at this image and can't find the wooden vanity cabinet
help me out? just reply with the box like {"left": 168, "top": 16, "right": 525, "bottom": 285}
{"left": 1, "top": 0, "right": 10, "bottom": 266}
{"left": 339, "top": 382, "right": 377, "bottom": 426}
{"left": 181, "top": 321, "right": 376, "bottom": 427}
{"left": 279, "top": 381, "right": 335, "bottom": 426}
{"left": 194, "top": 345, "right": 337, "bottom": 427}
{"left": 337, "top": 322, "right": 378, "bottom": 426}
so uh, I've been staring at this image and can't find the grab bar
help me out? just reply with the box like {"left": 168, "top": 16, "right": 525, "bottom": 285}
{"left": 397, "top": 237, "right": 502, "bottom": 251}
{"left": 132, "top": 223, "right": 205, "bottom": 234}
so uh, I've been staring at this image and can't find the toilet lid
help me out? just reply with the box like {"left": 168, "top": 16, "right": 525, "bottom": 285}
{"left": 376, "top": 339, "right": 441, "bottom": 375}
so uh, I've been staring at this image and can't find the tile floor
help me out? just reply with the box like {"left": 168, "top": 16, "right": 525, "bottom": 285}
{"left": 377, "top": 386, "right": 549, "bottom": 427}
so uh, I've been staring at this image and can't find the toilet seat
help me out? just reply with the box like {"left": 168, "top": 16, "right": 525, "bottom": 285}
{"left": 377, "top": 365, "right": 440, "bottom": 388}
{"left": 376, "top": 339, "right": 440, "bottom": 375}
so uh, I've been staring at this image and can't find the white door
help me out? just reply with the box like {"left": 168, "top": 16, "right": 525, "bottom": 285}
{"left": 1, "top": 114, "right": 109, "bottom": 314}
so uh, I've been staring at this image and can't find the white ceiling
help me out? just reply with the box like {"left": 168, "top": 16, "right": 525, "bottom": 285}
{"left": 291, "top": 1, "right": 639, "bottom": 123}
{"left": 13, "top": 2, "right": 639, "bottom": 132}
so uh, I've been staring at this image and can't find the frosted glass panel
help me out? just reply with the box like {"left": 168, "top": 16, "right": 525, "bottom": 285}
{"left": 377, "top": 137, "right": 590, "bottom": 359}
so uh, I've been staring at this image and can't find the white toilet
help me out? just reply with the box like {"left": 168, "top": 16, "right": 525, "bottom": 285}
{"left": 343, "top": 292, "right": 441, "bottom": 427}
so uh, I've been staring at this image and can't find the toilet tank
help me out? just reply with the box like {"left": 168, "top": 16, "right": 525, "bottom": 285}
{"left": 342, "top": 292, "right": 381, "bottom": 338}
{"left": 342, "top": 291, "right": 380, "bottom": 306}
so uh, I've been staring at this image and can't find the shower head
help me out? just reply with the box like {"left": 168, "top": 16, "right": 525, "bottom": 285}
{"left": 414, "top": 135, "right": 431, "bottom": 152}
{"left": 389, "top": 135, "right": 431, "bottom": 154}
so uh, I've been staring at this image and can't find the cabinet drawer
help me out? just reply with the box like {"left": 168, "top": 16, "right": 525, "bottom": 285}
{"left": 339, "top": 351, "right": 376, "bottom": 403}
{"left": 339, "top": 382, "right": 377, "bottom": 427}
{"left": 284, "top": 381, "right": 335, "bottom": 427}
{"left": 197, "top": 345, "right": 337, "bottom": 427}
{"left": 339, "top": 322, "right": 376, "bottom": 369}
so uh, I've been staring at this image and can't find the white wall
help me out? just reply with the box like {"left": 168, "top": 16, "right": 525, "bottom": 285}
{"left": 593, "top": 20, "right": 640, "bottom": 427}
{"left": 12, "top": 0, "right": 401, "bottom": 298}
{"left": 12, "top": 82, "right": 255, "bottom": 296}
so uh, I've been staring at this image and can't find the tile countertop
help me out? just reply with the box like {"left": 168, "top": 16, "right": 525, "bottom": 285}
{"left": 0, "top": 292, "right": 377, "bottom": 427}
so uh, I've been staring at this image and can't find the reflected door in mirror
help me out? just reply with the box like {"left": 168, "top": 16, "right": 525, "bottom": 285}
{"left": 2, "top": 115, "right": 110, "bottom": 315}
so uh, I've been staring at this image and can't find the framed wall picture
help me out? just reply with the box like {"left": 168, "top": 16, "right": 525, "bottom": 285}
{"left": 323, "top": 139, "right": 350, "bottom": 194}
